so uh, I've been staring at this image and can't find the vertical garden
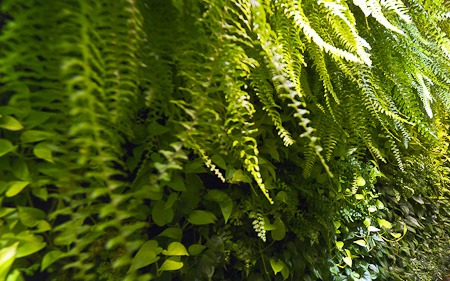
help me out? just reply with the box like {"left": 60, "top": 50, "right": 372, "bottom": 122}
{"left": 1, "top": 0, "right": 450, "bottom": 280}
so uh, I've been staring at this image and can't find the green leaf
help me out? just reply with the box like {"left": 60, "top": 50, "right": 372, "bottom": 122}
{"left": 204, "top": 190, "right": 233, "bottom": 223}
{"left": 211, "top": 155, "right": 227, "bottom": 170}
{"left": 20, "top": 130, "right": 55, "bottom": 143}
{"left": 31, "top": 188, "right": 48, "bottom": 201}
{"left": 33, "top": 142, "right": 54, "bottom": 163}
{"left": 271, "top": 218, "right": 286, "bottom": 241}
{"left": 343, "top": 257, "right": 352, "bottom": 267}
{"left": 0, "top": 116, "right": 24, "bottom": 131}
{"left": 12, "top": 159, "right": 30, "bottom": 181}
{"left": 188, "top": 210, "right": 217, "bottom": 225}
{"left": 158, "top": 228, "right": 182, "bottom": 240}
{"left": 375, "top": 199, "right": 384, "bottom": 209}
{"left": 333, "top": 221, "right": 341, "bottom": 229}
{"left": 162, "top": 242, "right": 189, "bottom": 256}
{"left": 18, "top": 206, "right": 46, "bottom": 227}
{"left": 355, "top": 194, "right": 364, "bottom": 200}
{"left": 6, "top": 181, "right": 30, "bottom": 197}
{"left": 390, "top": 232, "right": 402, "bottom": 238}
{"left": 377, "top": 218, "right": 392, "bottom": 229}
{"left": 281, "top": 265, "right": 289, "bottom": 280}
{"left": 188, "top": 244, "right": 207, "bottom": 256}
{"left": 368, "top": 206, "right": 377, "bottom": 213}
{"left": 35, "top": 220, "right": 52, "bottom": 233}
{"left": 276, "top": 191, "right": 288, "bottom": 203}
{"left": 0, "top": 242, "right": 19, "bottom": 281}
{"left": 354, "top": 240, "right": 367, "bottom": 247}
{"left": 336, "top": 241, "right": 344, "bottom": 251}
{"left": 231, "top": 169, "right": 252, "bottom": 183}
{"left": 0, "top": 139, "right": 15, "bottom": 157}
{"left": 129, "top": 240, "right": 162, "bottom": 272}
{"left": 152, "top": 200, "right": 173, "bottom": 227}
{"left": 164, "top": 193, "right": 178, "bottom": 210}
{"left": 263, "top": 217, "right": 277, "bottom": 231}
{"left": 356, "top": 176, "right": 366, "bottom": 186}
{"left": 16, "top": 240, "right": 47, "bottom": 258}
{"left": 167, "top": 175, "right": 186, "bottom": 191}
{"left": 270, "top": 259, "right": 285, "bottom": 275}
{"left": 159, "top": 259, "right": 184, "bottom": 272}
{"left": 41, "top": 250, "right": 64, "bottom": 271}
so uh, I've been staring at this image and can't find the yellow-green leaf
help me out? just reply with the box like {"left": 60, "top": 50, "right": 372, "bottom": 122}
{"left": 336, "top": 241, "right": 344, "bottom": 250}
{"left": 0, "top": 139, "right": 15, "bottom": 157}
{"left": 377, "top": 218, "right": 392, "bottom": 229}
{"left": 353, "top": 240, "right": 367, "bottom": 247}
{"left": 159, "top": 259, "right": 183, "bottom": 272}
{"left": 270, "top": 259, "right": 285, "bottom": 275}
{"left": 33, "top": 142, "right": 54, "bottom": 163}
{"left": 0, "top": 116, "right": 24, "bottom": 131}
{"left": 355, "top": 194, "right": 364, "bottom": 200}
{"left": 343, "top": 257, "right": 352, "bottom": 267}
{"left": 162, "top": 242, "right": 189, "bottom": 256}
{"left": 0, "top": 242, "right": 19, "bottom": 281}
{"left": 356, "top": 176, "right": 366, "bottom": 186}
{"left": 6, "top": 181, "right": 30, "bottom": 197}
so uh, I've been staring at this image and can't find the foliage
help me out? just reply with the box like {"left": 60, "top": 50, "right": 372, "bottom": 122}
{"left": 1, "top": 0, "right": 450, "bottom": 280}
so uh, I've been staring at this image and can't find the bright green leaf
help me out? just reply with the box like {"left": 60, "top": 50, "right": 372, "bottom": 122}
{"left": 356, "top": 176, "right": 366, "bottom": 186}
{"left": 159, "top": 259, "right": 183, "bottom": 272}
{"left": 162, "top": 242, "right": 189, "bottom": 256}
{"left": 270, "top": 259, "right": 285, "bottom": 275}
{"left": 368, "top": 206, "right": 377, "bottom": 213}
{"left": 0, "top": 139, "right": 15, "bottom": 157}
{"left": 16, "top": 241, "right": 46, "bottom": 258}
{"left": 343, "top": 257, "right": 352, "bottom": 267}
{"left": 6, "top": 181, "right": 30, "bottom": 197}
{"left": 375, "top": 199, "right": 384, "bottom": 209}
{"left": 390, "top": 232, "right": 402, "bottom": 239}
{"left": 354, "top": 240, "right": 367, "bottom": 247}
{"left": 377, "top": 218, "right": 392, "bottom": 229}
{"left": 0, "top": 116, "right": 23, "bottom": 131}
{"left": 336, "top": 241, "right": 344, "bottom": 250}
{"left": 355, "top": 194, "right": 364, "bottom": 200}
{"left": 0, "top": 242, "right": 19, "bottom": 281}
{"left": 33, "top": 142, "right": 54, "bottom": 163}
{"left": 188, "top": 210, "right": 217, "bottom": 225}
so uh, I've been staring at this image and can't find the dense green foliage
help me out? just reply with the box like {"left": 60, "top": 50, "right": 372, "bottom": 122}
{"left": 1, "top": 0, "right": 450, "bottom": 280}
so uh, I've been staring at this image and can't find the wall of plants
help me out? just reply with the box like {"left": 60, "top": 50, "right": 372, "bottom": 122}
{"left": 1, "top": 0, "right": 450, "bottom": 280}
